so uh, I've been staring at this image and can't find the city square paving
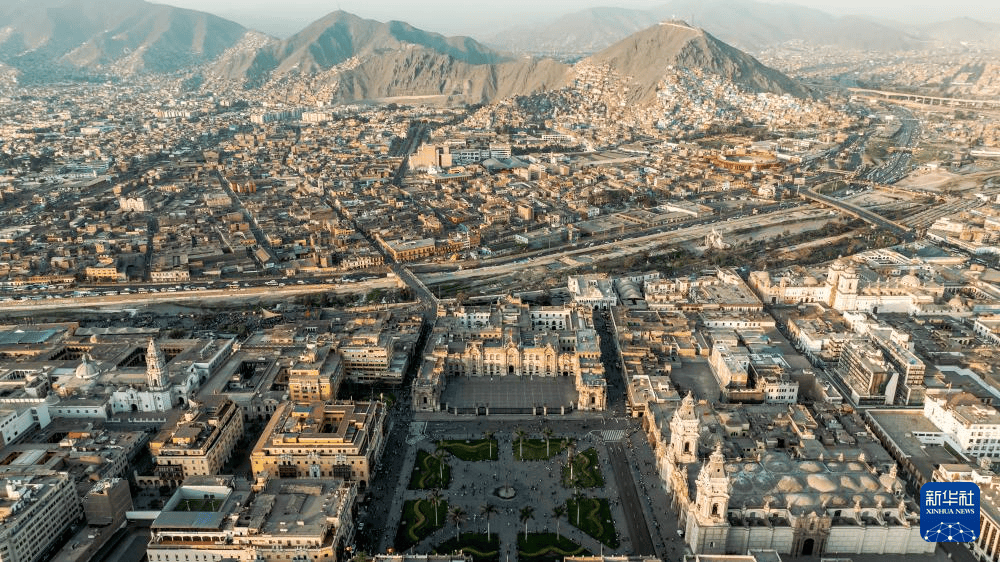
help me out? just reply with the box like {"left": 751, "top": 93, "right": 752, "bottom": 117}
{"left": 375, "top": 417, "right": 689, "bottom": 561}
{"left": 440, "top": 377, "right": 579, "bottom": 412}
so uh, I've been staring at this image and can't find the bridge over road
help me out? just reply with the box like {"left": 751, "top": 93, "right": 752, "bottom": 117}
{"left": 801, "top": 186, "right": 916, "bottom": 241}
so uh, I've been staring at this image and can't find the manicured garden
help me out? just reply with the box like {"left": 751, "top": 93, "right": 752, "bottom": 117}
{"left": 395, "top": 498, "right": 449, "bottom": 552}
{"left": 438, "top": 439, "right": 499, "bottom": 461}
{"left": 514, "top": 437, "right": 571, "bottom": 461}
{"left": 561, "top": 448, "right": 604, "bottom": 488}
{"left": 565, "top": 497, "right": 619, "bottom": 548}
{"left": 434, "top": 532, "right": 500, "bottom": 562}
{"left": 409, "top": 449, "right": 452, "bottom": 489}
{"left": 517, "top": 533, "right": 589, "bottom": 562}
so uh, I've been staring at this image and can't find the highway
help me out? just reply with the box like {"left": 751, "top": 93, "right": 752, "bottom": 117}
{"left": 861, "top": 109, "right": 919, "bottom": 185}
{"left": 417, "top": 206, "right": 836, "bottom": 286}
{"left": 606, "top": 442, "right": 656, "bottom": 555}
{"left": 0, "top": 277, "right": 401, "bottom": 312}
{"left": 800, "top": 186, "right": 915, "bottom": 240}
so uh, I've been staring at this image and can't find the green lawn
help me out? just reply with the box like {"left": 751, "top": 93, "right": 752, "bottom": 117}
{"left": 514, "top": 438, "right": 570, "bottom": 461}
{"left": 434, "top": 532, "right": 500, "bottom": 562}
{"left": 438, "top": 439, "right": 499, "bottom": 461}
{"left": 566, "top": 497, "right": 619, "bottom": 548}
{"left": 517, "top": 532, "right": 589, "bottom": 562}
{"left": 409, "top": 450, "right": 452, "bottom": 489}
{"left": 562, "top": 448, "right": 604, "bottom": 488}
{"left": 395, "top": 499, "right": 448, "bottom": 552}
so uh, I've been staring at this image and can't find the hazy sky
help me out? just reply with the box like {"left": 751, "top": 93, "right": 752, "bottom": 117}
{"left": 154, "top": 0, "right": 997, "bottom": 38}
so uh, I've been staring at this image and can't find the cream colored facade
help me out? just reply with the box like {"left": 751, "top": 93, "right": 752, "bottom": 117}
{"left": 412, "top": 296, "right": 607, "bottom": 412}
{"left": 149, "top": 396, "right": 244, "bottom": 486}
{"left": 655, "top": 394, "right": 934, "bottom": 557}
{"left": 288, "top": 345, "right": 343, "bottom": 402}
{"left": 147, "top": 475, "right": 356, "bottom": 562}
{"left": 934, "top": 463, "right": 1000, "bottom": 562}
{"left": 250, "top": 401, "right": 386, "bottom": 486}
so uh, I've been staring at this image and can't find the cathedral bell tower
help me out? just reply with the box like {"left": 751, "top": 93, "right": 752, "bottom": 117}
{"left": 670, "top": 391, "right": 700, "bottom": 465}
{"left": 687, "top": 442, "right": 732, "bottom": 554}
{"left": 146, "top": 339, "right": 169, "bottom": 391}
{"left": 695, "top": 443, "right": 731, "bottom": 524}
{"left": 143, "top": 339, "right": 173, "bottom": 412}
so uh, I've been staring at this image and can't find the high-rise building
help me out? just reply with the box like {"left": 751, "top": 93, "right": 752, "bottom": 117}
{"left": 0, "top": 469, "right": 84, "bottom": 562}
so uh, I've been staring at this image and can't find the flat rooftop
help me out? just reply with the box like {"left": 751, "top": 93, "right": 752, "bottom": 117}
{"left": 866, "top": 408, "right": 963, "bottom": 482}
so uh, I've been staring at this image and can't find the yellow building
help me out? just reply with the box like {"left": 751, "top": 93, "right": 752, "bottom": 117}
{"left": 250, "top": 401, "right": 386, "bottom": 487}
{"left": 149, "top": 396, "right": 244, "bottom": 486}
{"left": 288, "top": 345, "right": 343, "bottom": 402}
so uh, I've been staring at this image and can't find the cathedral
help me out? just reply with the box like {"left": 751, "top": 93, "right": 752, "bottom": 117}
{"left": 662, "top": 393, "right": 934, "bottom": 556}
{"left": 110, "top": 339, "right": 187, "bottom": 413}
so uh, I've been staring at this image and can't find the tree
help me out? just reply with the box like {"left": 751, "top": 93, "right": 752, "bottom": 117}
{"left": 484, "top": 431, "right": 495, "bottom": 460}
{"left": 520, "top": 506, "right": 535, "bottom": 540}
{"left": 449, "top": 506, "right": 466, "bottom": 539}
{"left": 566, "top": 441, "right": 577, "bottom": 482}
{"left": 552, "top": 505, "right": 567, "bottom": 539}
{"left": 515, "top": 428, "right": 526, "bottom": 459}
{"left": 573, "top": 486, "right": 583, "bottom": 525}
{"left": 481, "top": 503, "right": 498, "bottom": 537}
{"left": 434, "top": 444, "right": 448, "bottom": 485}
{"left": 542, "top": 427, "right": 554, "bottom": 457}
{"left": 427, "top": 488, "right": 443, "bottom": 527}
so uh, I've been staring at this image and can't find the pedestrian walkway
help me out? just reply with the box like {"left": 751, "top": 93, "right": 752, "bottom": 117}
{"left": 601, "top": 429, "right": 626, "bottom": 441}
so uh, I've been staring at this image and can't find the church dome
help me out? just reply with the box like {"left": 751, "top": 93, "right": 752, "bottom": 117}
{"left": 900, "top": 274, "right": 921, "bottom": 287}
{"left": 75, "top": 354, "right": 99, "bottom": 380}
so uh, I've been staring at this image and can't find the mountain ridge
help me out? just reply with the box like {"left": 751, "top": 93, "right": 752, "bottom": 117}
{"left": 585, "top": 20, "right": 810, "bottom": 102}
{"left": 484, "top": 0, "right": 992, "bottom": 56}
{"left": 0, "top": 0, "right": 250, "bottom": 79}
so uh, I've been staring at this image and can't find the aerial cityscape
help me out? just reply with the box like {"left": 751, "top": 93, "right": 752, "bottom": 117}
{"left": 2, "top": 2, "right": 1000, "bottom": 562}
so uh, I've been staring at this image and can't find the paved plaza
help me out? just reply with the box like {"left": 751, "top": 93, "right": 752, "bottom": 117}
{"left": 440, "top": 376, "right": 579, "bottom": 412}
{"left": 376, "top": 416, "right": 691, "bottom": 561}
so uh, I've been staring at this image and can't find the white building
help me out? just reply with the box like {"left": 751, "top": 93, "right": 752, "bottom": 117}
{"left": 567, "top": 274, "right": 619, "bottom": 310}
{"left": 110, "top": 340, "right": 190, "bottom": 413}
{"left": 923, "top": 389, "right": 1000, "bottom": 459}
{"left": 0, "top": 469, "right": 84, "bottom": 562}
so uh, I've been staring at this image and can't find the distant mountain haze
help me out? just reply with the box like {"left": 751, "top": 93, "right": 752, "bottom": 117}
{"left": 204, "top": 10, "right": 570, "bottom": 104}
{"left": 484, "top": 0, "right": 996, "bottom": 55}
{"left": 0, "top": 0, "right": 834, "bottom": 105}
{"left": 0, "top": 0, "right": 248, "bottom": 78}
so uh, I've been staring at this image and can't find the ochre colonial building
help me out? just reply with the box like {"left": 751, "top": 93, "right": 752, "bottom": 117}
{"left": 412, "top": 296, "right": 607, "bottom": 413}
{"left": 250, "top": 401, "right": 386, "bottom": 487}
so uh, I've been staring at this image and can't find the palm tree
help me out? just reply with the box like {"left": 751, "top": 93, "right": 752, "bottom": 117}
{"left": 542, "top": 427, "right": 554, "bottom": 457}
{"left": 520, "top": 506, "right": 535, "bottom": 540}
{"left": 427, "top": 488, "right": 443, "bottom": 527}
{"left": 515, "top": 428, "right": 526, "bottom": 459}
{"left": 433, "top": 446, "right": 447, "bottom": 486}
{"left": 481, "top": 503, "right": 498, "bottom": 537}
{"left": 552, "top": 505, "right": 567, "bottom": 539}
{"left": 449, "top": 506, "right": 466, "bottom": 539}
{"left": 573, "top": 485, "right": 583, "bottom": 526}
{"left": 566, "top": 441, "right": 577, "bottom": 482}
{"left": 484, "top": 431, "right": 495, "bottom": 460}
